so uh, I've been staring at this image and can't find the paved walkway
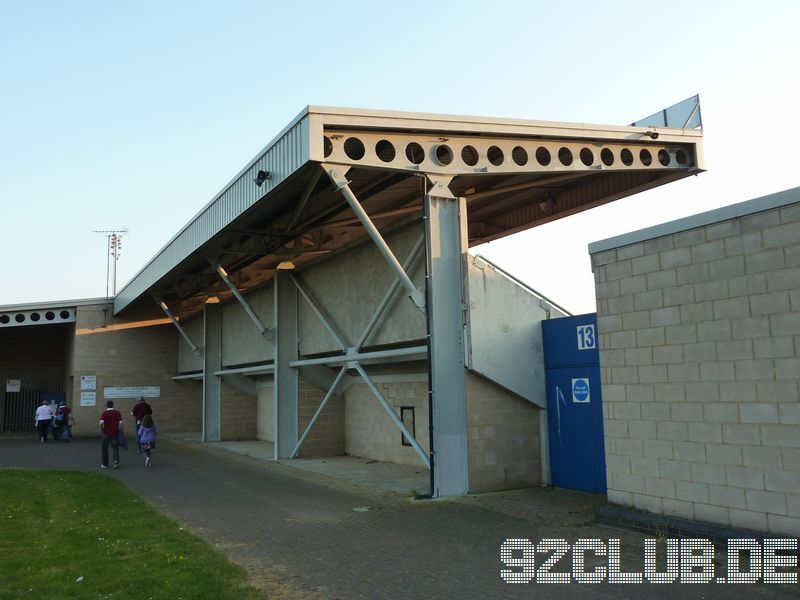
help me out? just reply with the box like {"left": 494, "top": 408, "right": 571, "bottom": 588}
{"left": 1, "top": 434, "right": 795, "bottom": 599}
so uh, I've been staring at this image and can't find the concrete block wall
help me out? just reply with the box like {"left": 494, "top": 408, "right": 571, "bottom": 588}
{"left": 297, "top": 382, "right": 345, "bottom": 458}
{"left": 593, "top": 200, "right": 800, "bottom": 535}
{"left": 256, "top": 383, "right": 273, "bottom": 442}
{"left": 221, "top": 285, "right": 273, "bottom": 367}
{"left": 253, "top": 381, "right": 344, "bottom": 457}
{"left": 176, "top": 315, "right": 203, "bottom": 373}
{"left": 297, "top": 224, "right": 426, "bottom": 355}
{"left": 345, "top": 377, "right": 431, "bottom": 466}
{"left": 219, "top": 384, "right": 257, "bottom": 441}
{"left": 343, "top": 370, "right": 542, "bottom": 492}
{"left": 465, "top": 371, "right": 541, "bottom": 492}
{"left": 69, "top": 304, "right": 202, "bottom": 436}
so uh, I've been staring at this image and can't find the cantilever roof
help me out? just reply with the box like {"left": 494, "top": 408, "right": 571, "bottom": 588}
{"left": 115, "top": 105, "right": 704, "bottom": 318}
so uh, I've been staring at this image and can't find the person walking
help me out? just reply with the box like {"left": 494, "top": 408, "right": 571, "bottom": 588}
{"left": 34, "top": 400, "right": 53, "bottom": 443}
{"left": 138, "top": 414, "right": 158, "bottom": 467}
{"left": 131, "top": 396, "right": 153, "bottom": 453}
{"left": 99, "top": 400, "right": 123, "bottom": 469}
{"left": 53, "top": 401, "right": 71, "bottom": 441}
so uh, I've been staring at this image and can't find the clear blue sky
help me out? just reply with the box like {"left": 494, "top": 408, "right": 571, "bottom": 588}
{"left": 1, "top": 1, "right": 798, "bottom": 312}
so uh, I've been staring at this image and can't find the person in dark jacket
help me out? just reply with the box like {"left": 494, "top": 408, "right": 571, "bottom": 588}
{"left": 131, "top": 396, "right": 153, "bottom": 452}
{"left": 100, "top": 400, "right": 123, "bottom": 469}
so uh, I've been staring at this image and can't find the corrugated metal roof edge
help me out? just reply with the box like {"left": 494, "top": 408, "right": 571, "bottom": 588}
{"left": 115, "top": 106, "right": 313, "bottom": 300}
{"left": 588, "top": 185, "right": 800, "bottom": 255}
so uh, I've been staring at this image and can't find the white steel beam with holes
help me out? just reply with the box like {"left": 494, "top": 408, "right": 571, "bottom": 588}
{"left": 321, "top": 130, "right": 700, "bottom": 176}
{"left": 425, "top": 181, "right": 469, "bottom": 497}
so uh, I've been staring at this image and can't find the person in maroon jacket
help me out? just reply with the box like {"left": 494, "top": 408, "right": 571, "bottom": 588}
{"left": 131, "top": 396, "right": 153, "bottom": 452}
{"left": 99, "top": 400, "right": 123, "bottom": 469}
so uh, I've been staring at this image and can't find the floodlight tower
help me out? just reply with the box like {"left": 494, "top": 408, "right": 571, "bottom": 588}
{"left": 93, "top": 228, "right": 129, "bottom": 299}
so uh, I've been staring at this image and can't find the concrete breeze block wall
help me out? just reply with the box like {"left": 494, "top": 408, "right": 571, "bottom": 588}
{"left": 256, "top": 383, "right": 274, "bottom": 442}
{"left": 298, "top": 382, "right": 345, "bottom": 458}
{"left": 220, "top": 384, "right": 257, "bottom": 441}
{"left": 466, "top": 371, "right": 541, "bottom": 493}
{"left": 592, "top": 201, "right": 800, "bottom": 535}
{"left": 345, "top": 378, "right": 430, "bottom": 467}
{"left": 70, "top": 304, "right": 202, "bottom": 436}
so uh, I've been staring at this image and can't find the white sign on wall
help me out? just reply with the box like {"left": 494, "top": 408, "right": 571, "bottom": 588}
{"left": 5, "top": 379, "right": 21, "bottom": 393}
{"left": 80, "top": 375, "right": 97, "bottom": 390}
{"left": 80, "top": 391, "right": 96, "bottom": 407}
{"left": 572, "top": 378, "right": 591, "bottom": 403}
{"left": 103, "top": 386, "right": 160, "bottom": 399}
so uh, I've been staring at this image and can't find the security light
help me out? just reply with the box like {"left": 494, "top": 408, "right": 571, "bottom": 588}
{"left": 253, "top": 170, "right": 271, "bottom": 186}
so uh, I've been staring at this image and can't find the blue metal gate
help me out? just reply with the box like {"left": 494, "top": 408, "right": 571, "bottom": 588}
{"left": 542, "top": 314, "right": 606, "bottom": 493}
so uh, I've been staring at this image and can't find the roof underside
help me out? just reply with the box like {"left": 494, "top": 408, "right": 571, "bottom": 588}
{"left": 115, "top": 106, "right": 704, "bottom": 320}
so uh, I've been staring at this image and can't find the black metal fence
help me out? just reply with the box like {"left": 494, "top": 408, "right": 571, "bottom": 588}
{"left": 2, "top": 383, "right": 64, "bottom": 433}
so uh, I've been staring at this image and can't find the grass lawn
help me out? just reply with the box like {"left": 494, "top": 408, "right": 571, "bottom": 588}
{"left": 0, "top": 469, "right": 264, "bottom": 599}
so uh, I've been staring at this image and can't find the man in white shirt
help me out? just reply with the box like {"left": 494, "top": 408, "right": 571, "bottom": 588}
{"left": 34, "top": 400, "right": 53, "bottom": 442}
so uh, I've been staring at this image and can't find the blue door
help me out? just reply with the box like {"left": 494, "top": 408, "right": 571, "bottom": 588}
{"left": 542, "top": 314, "right": 606, "bottom": 493}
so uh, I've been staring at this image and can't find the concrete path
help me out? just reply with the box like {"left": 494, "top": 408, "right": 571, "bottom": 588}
{"left": 1, "top": 435, "right": 795, "bottom": 599}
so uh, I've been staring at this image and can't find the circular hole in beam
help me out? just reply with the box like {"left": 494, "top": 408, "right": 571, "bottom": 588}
{"left": 580, "top": 148, "right": 594, "bottom": 166}
{"left": 512, "top": 146, "right": 528, "bottom": 166}
{"left": 323, "top": 136, "right": 333, "bottom": 158}
{"left": 434, "top": 144, "right": 453, "bottom": 166}
{"left": 45, "top": 311, "right": 55, "bottom": 321}
{"left": 658, "top": 149, "right": 670, "bottom": 166}
{"left": 601, "top": 148, "right": 614, "bottom": 166}
{"left": 558, "top": 147, "right": 573, "bottom": 166}
{"left": 620, "top": 149, "right": 634, "bottom": 166}
{"left": 675, "top": 149, "right": 688, "bottom": 165}
{"left": 60, "top": 310, "right": 70, "bottom": 320}
{"left": 535, "top": 147, "right": 551, "bottom": 166}
{"left": 639, "top": 149, "right": 652, "bottom": 166}
{"left": 406, "top": 142, "right": 425, "bottom": 165}
{"left": 15, "top": 314, "right": 25, "bottom": 323}
{"left": 343, "top": 137, "right": 365, "bottom": 160}
{"left": 461, "top": 145, "right": 479, "bottom": 166}
{"left": 487, "top": 146, "right": 504, "bottom": 166}
{"left": 375, "top": 139, "right": 396, "bottom": 163}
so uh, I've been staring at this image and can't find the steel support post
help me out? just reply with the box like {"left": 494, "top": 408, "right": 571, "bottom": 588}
{"left": 153, "top": 296, "right": 202, "bottom": 355}
{"left": 211, "top": 262, "right": 273, "bottom": 340}
{"left": 289, "top": 273, "right": 349, "bottom": 350}
{"left": 202, "top": 303, "right": 222, "bottom": 442}
{"left": 356, "top": 232, "right": 425, "bottom": 350}
{"left": 425, "top": 192, "right": 469, "bottom": 497}
{"left": 289, "top": 366, "right": 348, "bottom": 459}
{"left": 274, "top": 267, "right": 299, "bottom": 459}
{"left": 355, "top": 364, "right": 431, "bottom": 469}
{"left": 324, "top": 165, "right": 425, "bottom": 309}
{"left": 289, "top": 345, "right": 427, "bottom": 368}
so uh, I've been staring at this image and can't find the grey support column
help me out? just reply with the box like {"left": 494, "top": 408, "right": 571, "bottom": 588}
{"left": 425, "top": 191, "right": 470, "bottom": 497}
{"left": 274, "top": 266, "right": 299, "bottom": 459}
{"left": 202, "top": 303, "right": 222, "bottom": 442}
